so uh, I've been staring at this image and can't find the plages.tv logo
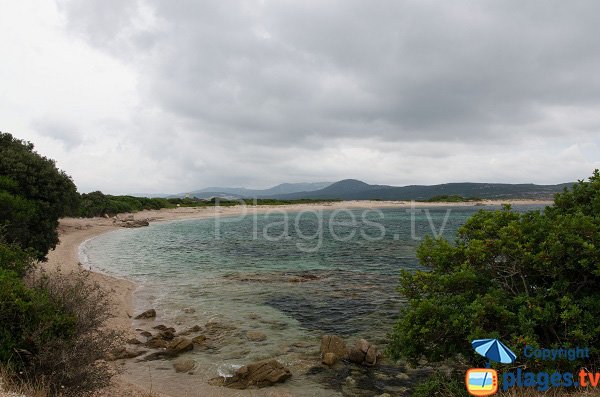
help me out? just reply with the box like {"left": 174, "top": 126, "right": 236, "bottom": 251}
{"left": 465, "top": 339, "right": 517, "bottom": 396}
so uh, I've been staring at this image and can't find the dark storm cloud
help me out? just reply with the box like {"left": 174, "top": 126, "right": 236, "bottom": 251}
{"left": 57, "top": 0, "right": 600, "bottom": 148}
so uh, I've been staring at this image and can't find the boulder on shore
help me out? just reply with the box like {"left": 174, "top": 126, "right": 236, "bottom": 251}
{"left": 209, "top": 359, "right": 291, "bottom": 389}
{"left": 320, "top": 335, "right": 348, "bottom": 360}
{"left": 134, "top": 309, "right": 156, "bottom": 319}
{"left": 348, "top": 339, "right": 378, "bottom": 366}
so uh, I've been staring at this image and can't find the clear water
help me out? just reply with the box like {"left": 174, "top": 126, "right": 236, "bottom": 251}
{"left": 81, "top": 204, "right": 544, "bottom": 396}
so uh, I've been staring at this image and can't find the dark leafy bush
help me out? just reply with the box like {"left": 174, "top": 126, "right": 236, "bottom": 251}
{"left": 389, "top": 170, "right": 600, "bottom": 372}
{"left": 0, "top": 133, "right": 79, "bottom": 260}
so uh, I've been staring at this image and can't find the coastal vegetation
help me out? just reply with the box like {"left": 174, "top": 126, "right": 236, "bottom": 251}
{"left": 76, "top": 193, "right": 340, "bottom": 218}
{"left": 390, "top": 171, "right": 600, "bottom": 392}
{"left": 422, "top": 194, "right": 482, "bottom": 202}
{"left": 0, "top": 133, "right": 120, "bottom": 396}
{"left": 0, "top": 133, "right": 79, "bottom": 261}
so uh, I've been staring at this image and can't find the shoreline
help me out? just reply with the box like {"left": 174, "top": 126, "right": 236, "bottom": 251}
{"left": 46, "top": 199, "right": 552, "bottom": 396}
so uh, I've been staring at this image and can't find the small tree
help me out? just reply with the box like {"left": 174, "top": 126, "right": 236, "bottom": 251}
{"left": 388, "top": 170, "right": 600, "bottom": 370}
{"left": 0, "top": 132, "right": 80, "bottom": 260}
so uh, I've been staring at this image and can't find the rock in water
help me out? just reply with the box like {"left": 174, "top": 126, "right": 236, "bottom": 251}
{"left": 246, "top": 330, "right": 267, "bottom": 342}
{"left": 167, "top": 337, "right": 194, "bottom": 354}
{"left": 322, "top": 352, "right": 337, "bottom": 366}
{"left": 134, "top": 309, "right": 156, "bottom": 319}
{"left": 173, "top": 358, "right": 196, "bottom": 373}
{"left": 348, "top": 339, "right": 378, "bottom": 366}
{"left": 320, "top": 335, "right": 348, "bottom": 359}
{"left": 210, "top": 359, "right": 292, "bottom": 389}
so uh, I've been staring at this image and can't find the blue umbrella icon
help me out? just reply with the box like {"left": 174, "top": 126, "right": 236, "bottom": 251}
{"left": 472, "top": 339, "right": 517, "bottom": 365}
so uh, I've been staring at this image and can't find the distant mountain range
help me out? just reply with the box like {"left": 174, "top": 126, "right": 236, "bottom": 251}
{"left": 267, "top": 179, "right": 573, "bottom": 200}
{"left": 185, "top": 182, "right": 333, "bottom": 199}
{"left": 133, "top": 179, "right": 572, "bottom": 200}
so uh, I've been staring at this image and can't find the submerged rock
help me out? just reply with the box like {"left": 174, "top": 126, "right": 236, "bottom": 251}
{"left": 134, "top": 309, "right": 156, "bottom": 319}
{"left": 209, "top": 359, "right": 291, "bottom": 389}
{"left": 246, "top": 330, "right": 267, "bottom": 342}
{"left": 173, "top": 358, "right": 196, "bottom": 373}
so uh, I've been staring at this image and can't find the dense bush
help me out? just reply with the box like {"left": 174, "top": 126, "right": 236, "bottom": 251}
{"left": 0, "top": 264, "right": 122, "bottom": 396}
{"left": 0, "top": 133, "right": 79, "bottom": 260}
{"left": 20, "top": 270, "right": 123, "bottom": 396}
{"left": 0, "top": 267, "right": 75, "bottom": 368}
{"left": 77, "top": 191, "right": 174, "bottom": 217}
{"left": 388, "top": 170, "right": 600, "bottom": 372}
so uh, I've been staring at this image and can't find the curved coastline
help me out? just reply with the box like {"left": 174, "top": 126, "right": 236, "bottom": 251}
{"left": 48, "top": 200, "right": 551, "bottom": 396}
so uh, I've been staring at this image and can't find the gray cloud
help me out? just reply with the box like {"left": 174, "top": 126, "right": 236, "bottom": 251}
{"left": 57, "top": 0, "right": 600, "bottom": 146}
{"left": 5, "top": 0, "right": 598, "bottom": 193}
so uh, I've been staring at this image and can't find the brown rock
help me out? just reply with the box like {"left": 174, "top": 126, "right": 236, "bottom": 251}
{"left": 322, "top": 352, "right": 337, "bottom": 366}
{"left": 178, "top": 325, "right": 202, "bottom": 335}
{"left": 121, "top": 219, "right": 150, "bottom": 228}
{"left": 348, "top": 339, "right": 378, "bottom": 366}
{"left": 107, "top": 347, "right": 147, "bottom": 361}
{"left": 173, "top": 358, "right": 196, "bottom": 373}
{"left": 167, "top": 337, "right": 193, "bottom": 354}
{"left": 192, "top": 335, "right": 207, "bottom": 344}
{"left": 246, "top": 330, "right": 267, "bottom": 342}
{"left": 127, "top": 338, "right": 142, "bottom": 345}
{"left": 211, "top": 359, "right": 291, "bottom": 389}
{"left": 134, "top": 309, "right": 156, "bottom": 319}
{"left": 140, "top": 331, "right": 152, "bottom": 338}
{"left": 159, "top": 329, "right": 176, "bottom": 341}
{"left": 320, "top": 335, "right": 348, "bottom": 359}
{"left": 145, "top": 337, "right": 168, "bottom": 349}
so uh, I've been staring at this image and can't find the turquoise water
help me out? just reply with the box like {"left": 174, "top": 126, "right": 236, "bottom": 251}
{"left": 81, "top": 205, "right": 543, "bottom": 396}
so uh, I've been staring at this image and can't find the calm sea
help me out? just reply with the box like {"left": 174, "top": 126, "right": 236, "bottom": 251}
{"left": 81, "top": 204, "right": 544, "bottom": 396}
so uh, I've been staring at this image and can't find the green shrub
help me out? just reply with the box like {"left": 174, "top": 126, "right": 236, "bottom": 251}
{"left": 0, "top": 240, "right": 35, "bottom": 277}
{"left": 412, "top": 372, "right": 469, "bottom": 397}
{"left": 389, "top": 170, "right": 600, "bottom": 371}
{"left": 0, "top": 133, "right": 79, "bottom": 260}
{"left": 0, "top": 268, "right": 75, "bottom": 369}
{"left": 0, "top": 268, "right": 122, "bottom": 396}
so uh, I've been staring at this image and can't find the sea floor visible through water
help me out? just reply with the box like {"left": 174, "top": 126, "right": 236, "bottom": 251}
{"left": 81, "top": 205, "right": 544, "bottom": 396}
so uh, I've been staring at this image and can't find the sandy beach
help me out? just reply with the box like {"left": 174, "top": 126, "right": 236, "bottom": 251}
{"left": 43, "top": 200, "right": 551, "bottom": 397}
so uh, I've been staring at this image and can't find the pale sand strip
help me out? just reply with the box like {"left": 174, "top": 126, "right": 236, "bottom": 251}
{"left": 42, "top": 200, "right": 551, "bottom": 396}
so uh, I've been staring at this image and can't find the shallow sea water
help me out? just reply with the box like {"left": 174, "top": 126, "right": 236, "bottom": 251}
{"left": 81, "top": 205, "right": 543, "bottom": 396}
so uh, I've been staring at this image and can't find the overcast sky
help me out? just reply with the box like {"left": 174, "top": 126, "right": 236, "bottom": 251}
{"left": 2, "top": 1, "right": 600, "bottom": 194}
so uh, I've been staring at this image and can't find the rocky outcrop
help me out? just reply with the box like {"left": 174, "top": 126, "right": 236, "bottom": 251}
{"left": 120, "top": 219, "right": 150, "bottom": 228}
{"left": 134, "top": 309, "right": 156, "bottom": 319}
{"left": 167, "top": 337, "right": 194, "bottom": 354}
{"left": 348, "top": 339, "right": 378, "bottom": 366}
{"left": 320, "top": 335, "right": 348, "bottom": 360}
{"left": 107, "top": 347, "right": 147, "bottom": 361}
{"left": 209, "top": 359, "right": 291, "bottom": 389}
{"left": 140, "top": 336, "right": 193, "bottom": 361}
